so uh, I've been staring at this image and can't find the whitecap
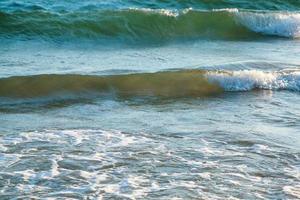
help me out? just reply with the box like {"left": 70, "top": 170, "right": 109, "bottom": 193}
{"left": 206, "top": 69, "right": 300, "bottom": 91}
{"left": 235, "top": 11, "right": 300, "bottom": 38}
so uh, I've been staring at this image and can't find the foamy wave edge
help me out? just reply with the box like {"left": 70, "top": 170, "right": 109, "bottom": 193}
{"left": 234, "top": 10, "right": 300, "bottom": 38}
{"left": 206, "top": 69, "right": 300, "bottom": 92}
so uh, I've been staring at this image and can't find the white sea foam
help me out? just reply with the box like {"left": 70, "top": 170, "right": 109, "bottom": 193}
{"left": 283, "top": 185, "right": 300, "bottom": 198}
{"left": 249, "top": 144, "right": 269, "bottom": 153}
{"left": 129, "top": 8, "right": 179, "bottom": 17}
{"left": 198, "top": 172, "right": 211, "bottom": 180}
{"left": 213, "top": 8, "right": 239, "bottom": 13}
{"left": 206, "top": 69, "right": 300, "bottom": 91}
{"left": 235, "top": 11, "right": 300, "bottom": 38}
{"left": 1, "top": 128, "right": 299, "bottom": 199}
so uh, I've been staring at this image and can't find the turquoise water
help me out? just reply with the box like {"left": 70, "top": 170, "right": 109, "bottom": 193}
{"left": 1, "top": 1, "right": 300, "bottom": 199}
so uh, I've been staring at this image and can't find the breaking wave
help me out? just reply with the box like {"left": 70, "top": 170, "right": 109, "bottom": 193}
{"left": 0, "top": 69, "right": 300, "bottom": 99}
{"left": 1, "top": 8, "right": 300, "bottom": 41}
{"left": 207, "top": 69, "right": 300, "bottom": 91}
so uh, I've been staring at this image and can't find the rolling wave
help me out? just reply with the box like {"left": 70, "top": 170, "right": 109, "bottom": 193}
{"left": 1, "top": 0, "right": 300, "bottom": 12}
{"left": 1, "top": 8, "right": 300, "bottom": 41}
{"left": 0, "top": 71, "right": 221, "bottom": 98}
{"left": 0, "top": 69, "right": 299, "bottom": 99}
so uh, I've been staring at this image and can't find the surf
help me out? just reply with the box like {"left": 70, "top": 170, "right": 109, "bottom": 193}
{"left": 1, "top": 8, "right": 300, "bottom": 42}
{"left": 1, "top": 69, "right": 300, "bottom": 99}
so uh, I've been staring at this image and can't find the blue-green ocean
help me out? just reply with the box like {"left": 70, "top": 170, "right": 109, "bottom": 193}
{"left": 0, "top": 0, "right": 300, "bottom": 199}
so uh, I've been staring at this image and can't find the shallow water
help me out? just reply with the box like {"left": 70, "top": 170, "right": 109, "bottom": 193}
{"left": 1, "top": 0, "right": 300, "bottom": 199}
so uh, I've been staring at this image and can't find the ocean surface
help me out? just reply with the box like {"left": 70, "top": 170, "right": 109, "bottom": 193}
{"left": 1, "top": 0, "right": 300, "bottom": 199}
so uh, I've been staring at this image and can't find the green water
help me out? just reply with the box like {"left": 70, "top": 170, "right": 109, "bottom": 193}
{"left": 0, "top": 1, "right": 300, "bottom": 199}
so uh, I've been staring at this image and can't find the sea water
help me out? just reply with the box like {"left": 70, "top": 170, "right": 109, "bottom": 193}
{"left": 0, "top": 1, "right": 300, "bottom": 199}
